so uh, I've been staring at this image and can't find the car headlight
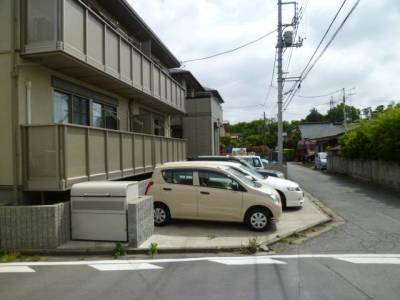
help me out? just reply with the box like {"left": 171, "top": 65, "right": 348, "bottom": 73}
{"left": 287, "top": 186, "right": 301, "bottom": 192}
{"left": 269, "top": 193, "right": 281, "bottom": 205}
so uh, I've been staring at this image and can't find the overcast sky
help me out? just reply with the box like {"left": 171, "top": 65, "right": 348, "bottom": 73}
{"left": 128, "top": 0, "right": 400, "bottom": 123}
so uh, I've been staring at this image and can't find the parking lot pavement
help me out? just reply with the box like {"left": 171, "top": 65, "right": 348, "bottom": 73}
{"left": 1, "top": 254, "right": 399, "bottom": 300}
{"left": 139, "top": 196, "right": 330, "bottom": 250}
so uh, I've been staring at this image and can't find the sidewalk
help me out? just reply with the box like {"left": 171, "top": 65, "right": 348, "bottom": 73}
{"left": 55, "top": 195, "right": 330, "bottom": 254}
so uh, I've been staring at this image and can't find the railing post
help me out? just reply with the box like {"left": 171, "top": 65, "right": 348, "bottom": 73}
{"left": 104, "top": 130, "right": 109, "bottom": 179}
{"left": 132, "top": 133, "right": 135, "bottom": 174}
{"left": 86, "top": 127, "right": 90, "bottom": 180}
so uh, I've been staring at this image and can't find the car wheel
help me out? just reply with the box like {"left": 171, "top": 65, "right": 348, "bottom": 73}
{"left": 245, "top": 207, "right": 271, "bottom": 232}
{"left": 153, "top": 202, "right": 171, "bottom": 226}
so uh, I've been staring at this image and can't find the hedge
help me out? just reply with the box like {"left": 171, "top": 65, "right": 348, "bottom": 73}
{"left": 339, "top": 106, "right": 400, "bottom": 162}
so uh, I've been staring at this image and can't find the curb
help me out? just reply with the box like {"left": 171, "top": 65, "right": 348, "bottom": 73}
{"left": 10, "top": 197, "right": 334, "bottom": 257}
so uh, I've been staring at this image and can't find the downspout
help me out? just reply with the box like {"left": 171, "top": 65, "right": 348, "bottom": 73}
{"left": 25, "top": 81, "right": 32, "bottom": 124}
{"left": 10, "top": 0, "right": 20, "bottom": 204}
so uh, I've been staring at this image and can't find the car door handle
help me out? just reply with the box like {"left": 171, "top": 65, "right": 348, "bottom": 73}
{"left": 163, "top": 188, "right": 172, "bottom": 191}
{"left": 200, "top": 191, "right": 210, "bottom": 195}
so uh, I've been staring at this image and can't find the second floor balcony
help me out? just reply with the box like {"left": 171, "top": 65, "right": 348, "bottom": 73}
{"left": 21, "top": 0, "right": 186, "bottom": 114}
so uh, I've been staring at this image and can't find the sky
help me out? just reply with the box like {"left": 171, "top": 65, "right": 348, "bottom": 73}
{"left": 128, "top": 0, "right": 400, "bottom": 124}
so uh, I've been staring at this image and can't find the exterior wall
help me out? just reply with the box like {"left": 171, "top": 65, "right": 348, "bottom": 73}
{"left": 183, "top": 96, "right": 223, "bottom": 157}
{"left": 0, "top": 0, "right": 15, "bottom": 199}
{"left": 327, "top": 154, "right": 400, "bottom": 191}
{"left": 0, "top": 202, "right": 70, "bottom": 250}
{"left": 184, "top": 97, "right": 212, "bottom": 157}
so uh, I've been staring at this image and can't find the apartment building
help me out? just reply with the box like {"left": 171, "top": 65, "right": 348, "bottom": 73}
{"left": 0, "top": 0, "right": 188, "bottom": 204}
{"left": 171, "top": 69, "right": 224, "bottom": 157}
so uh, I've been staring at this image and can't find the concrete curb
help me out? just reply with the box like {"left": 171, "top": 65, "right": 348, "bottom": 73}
{"left": 9, "top": 195, "right": 333, "bottom": 257}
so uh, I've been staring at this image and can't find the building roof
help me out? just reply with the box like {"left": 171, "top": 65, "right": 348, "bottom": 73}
{"left": 169, "top": 68, "right": 205, "bottom": 92}
{"left": 298, "top": 122, "right": 346, "bottom": 140}
{"left": 203, "top": 87, "right": 224, "bottom": 103}
{"left": 94, "top": 0, "right": 181, "bottom": 68}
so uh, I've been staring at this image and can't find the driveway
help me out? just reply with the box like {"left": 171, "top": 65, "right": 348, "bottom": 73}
{"left": 139, "top": 196, "right": 329, "bottom": 250}
{"left": 284, "top": 162, "right": 400, "bottom": 254}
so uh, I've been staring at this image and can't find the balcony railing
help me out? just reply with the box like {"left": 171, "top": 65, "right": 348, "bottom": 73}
{"left": 21, "top": 124, "right": 187, "bottom": 191}
{"left": 22, "top": 0, "right": 186, "bottom": 113}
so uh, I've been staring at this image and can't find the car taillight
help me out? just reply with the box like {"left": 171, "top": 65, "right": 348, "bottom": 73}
{"left": 144, "top": 180, "right": 154, "bottom": 195}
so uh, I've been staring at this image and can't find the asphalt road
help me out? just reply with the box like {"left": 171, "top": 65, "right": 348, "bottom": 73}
{"left": 285, "top": 163, "right": 400, "bottom": 254}
{"left": 1, "top": 163, "right": 400, "bottom": 300}
{"left": 1, "top": 255, "right": 400, "bottom": 300}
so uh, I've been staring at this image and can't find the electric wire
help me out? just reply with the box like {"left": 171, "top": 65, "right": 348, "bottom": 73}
{"left": 283, "top": 0, "right": 361, "bottom": 111}
{"left": 181, "top": 29, "right": 277, "bottom": 63}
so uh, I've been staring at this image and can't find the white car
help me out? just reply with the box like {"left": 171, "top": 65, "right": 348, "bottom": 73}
{"left": 188, "top": 161, "right": 304, "bottom": 208}
{"left": 237, "top": 155, "right": 264, "bottom": 169}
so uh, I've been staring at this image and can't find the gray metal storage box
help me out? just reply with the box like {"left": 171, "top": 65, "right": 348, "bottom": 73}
{"left": 71, "top": 181, "right": 138, "bottom": 242}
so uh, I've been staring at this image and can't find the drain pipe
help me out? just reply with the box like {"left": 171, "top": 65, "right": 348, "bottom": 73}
{"left": 10, "top": 0, "right": 20, "bottom": 204}
{"left": 26, "top": 81, "right": 32, "bottom": 124}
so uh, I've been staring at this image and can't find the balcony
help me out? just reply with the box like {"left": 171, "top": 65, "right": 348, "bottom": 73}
{"left": 21, "top": 0, "right": 186, "bottom": 114}
{"left": 21, "top": 124, "right": 187, "bottom": 191}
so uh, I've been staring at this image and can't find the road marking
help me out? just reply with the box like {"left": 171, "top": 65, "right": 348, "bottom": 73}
{"left": 89, "top": 263, "right": 163, "bottom": 271}
{"left": 335, "top": 257, "right": 400, "bottom": 264}
{"left": 0, "top": 266, "right": 35, "bottom": 273}
{"left": 209, "top": 257, "right": 286, "bottom": 265}
{"left": 1, "top": 254, "right": 400, "bottom": 267}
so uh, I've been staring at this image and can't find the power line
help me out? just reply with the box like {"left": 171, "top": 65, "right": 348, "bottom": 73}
{"left": 263, "top": 49, "right": 278, "bottom": 107}
{"left": 282, "top": 0, "right": 347, "bottom": 108}
{"left": 283, "top": 0, "right": 361, "bottom": 111}
{"left": 181, "top": 29, "right": 277, "bottom": 63}
{"left": 301, "top": 0, "right": 361, "bottom": 81}
{"left": 295, "top": 88, "right": 343, "bottom": 98}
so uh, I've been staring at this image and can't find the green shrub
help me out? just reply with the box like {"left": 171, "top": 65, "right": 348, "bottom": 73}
{"left": 283, "top": 148, "right": 295, "bottom": 161}
{"left": 340, "top": 106, "right": 400, "bottom": 162}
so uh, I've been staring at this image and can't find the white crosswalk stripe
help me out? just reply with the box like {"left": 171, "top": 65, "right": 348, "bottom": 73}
{"left": 335, "top": 257, "right": 400, "bottom": 264}
{"left": 209, "top": 257, "right": 286, "bottom": 265}
{"left": 0, "top": 266, "right": 35, "bottom": 273}
{"left": 88, "top": 263, "right": 163, "bottom": 271}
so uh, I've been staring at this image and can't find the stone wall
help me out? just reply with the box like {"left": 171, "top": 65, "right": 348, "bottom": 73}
{"left": 0, "top": 202, "right": 70, "bottom": 250}
{"left": 328, "top": 155, "right": 400, "bottom": 191}
{"left": 127, "top": 195, "right": 154, "bottom": 247}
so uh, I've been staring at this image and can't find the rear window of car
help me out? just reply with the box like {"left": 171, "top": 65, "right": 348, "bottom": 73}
{"left": 162, "top": 169, "right": 193, "bottom": 185}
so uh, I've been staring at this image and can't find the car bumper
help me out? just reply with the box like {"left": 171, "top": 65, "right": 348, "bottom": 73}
{"left": 285, "top": 190, "right": 304, "bottom": 207}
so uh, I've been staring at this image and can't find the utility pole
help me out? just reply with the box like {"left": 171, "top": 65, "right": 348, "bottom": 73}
{"left": 276, "top": 1, "right": 302, "bottom": 166}
{"left": 329, "top": 96, "right": 334, "bottom": 110}
{"left": 277, "top": 0, "right": 284, "bottom": 166}
{"left": 342, "top": 87, "right": 347, "bottom": 131}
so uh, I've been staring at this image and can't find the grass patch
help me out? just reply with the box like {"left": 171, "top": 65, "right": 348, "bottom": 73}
{"left": 0, "top": 252, "right": 40, "bottom": 263}
{"left": 240, "top": 238, "right": 260, "bottom": 254}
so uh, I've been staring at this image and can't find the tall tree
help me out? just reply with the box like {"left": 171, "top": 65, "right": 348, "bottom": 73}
{"left": 304, "top": 108, "right": 325, "bottom": 122}
{"left": 326, "top": 103, "right": 360, "bottom": 123}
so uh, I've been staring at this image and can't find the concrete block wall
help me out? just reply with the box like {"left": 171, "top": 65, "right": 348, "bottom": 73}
{"left": 0, "top": 202, "right": 70, "bottom": 250}
{"left": 127, "top": 195, "right": 154, "bottom": 247}
{"left": 328, "top": 155, "right": 400, "bottom": 191}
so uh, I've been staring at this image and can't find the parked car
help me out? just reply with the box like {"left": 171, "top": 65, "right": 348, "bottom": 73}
{"left": 315, "top": 152, "right": 328, "bottom": 170}
{"left": 237, "top": 155, "right": 264, "bottom": 169}
{"left": 261, "top": 158, "right": 269, "bottom": 168}
{"left": 189, "top": 156, "right": 285, "bottom": 178}
{"left": 188, "top": 161, "right": 304, "bottom": 209}
{"left": 146, "top": 162, "right": 282, "bottom": 231}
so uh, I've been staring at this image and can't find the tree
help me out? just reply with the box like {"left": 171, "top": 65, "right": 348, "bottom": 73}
{"left": 303, "top": 108, "right": 325, "bottom": 122}
{"left": 326, "top": 103, "right": 360, "bottom": 123}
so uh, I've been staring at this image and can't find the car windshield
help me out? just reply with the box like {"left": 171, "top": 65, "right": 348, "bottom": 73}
{"left": 236, "top": 157, "right": 255, "bottom": 169}
{"left": 237, "top": 164, "right": 264, "bottom": 180}
{"left": 319, "top": 152, "right": 327, "bottom": 159}
{"left": 226, "top": 167, "right": 260, "bottom": 187}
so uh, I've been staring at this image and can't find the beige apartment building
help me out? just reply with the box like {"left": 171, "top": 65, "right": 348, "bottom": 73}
{"left": 0, "top": 0, "right": 189, "bottom": 204}
{"left": 171, "top": 69, "right": 224, "bottom": 157}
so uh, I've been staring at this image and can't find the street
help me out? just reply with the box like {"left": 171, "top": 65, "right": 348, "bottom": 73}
{"left": 286, "top": 163, "right": 400, "bottom": 254}
{"left": 1, "top": 164, "right": 400, "bottom": 300}
{"left": 1, "top": 255, "right": 400, "bottom": 300}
